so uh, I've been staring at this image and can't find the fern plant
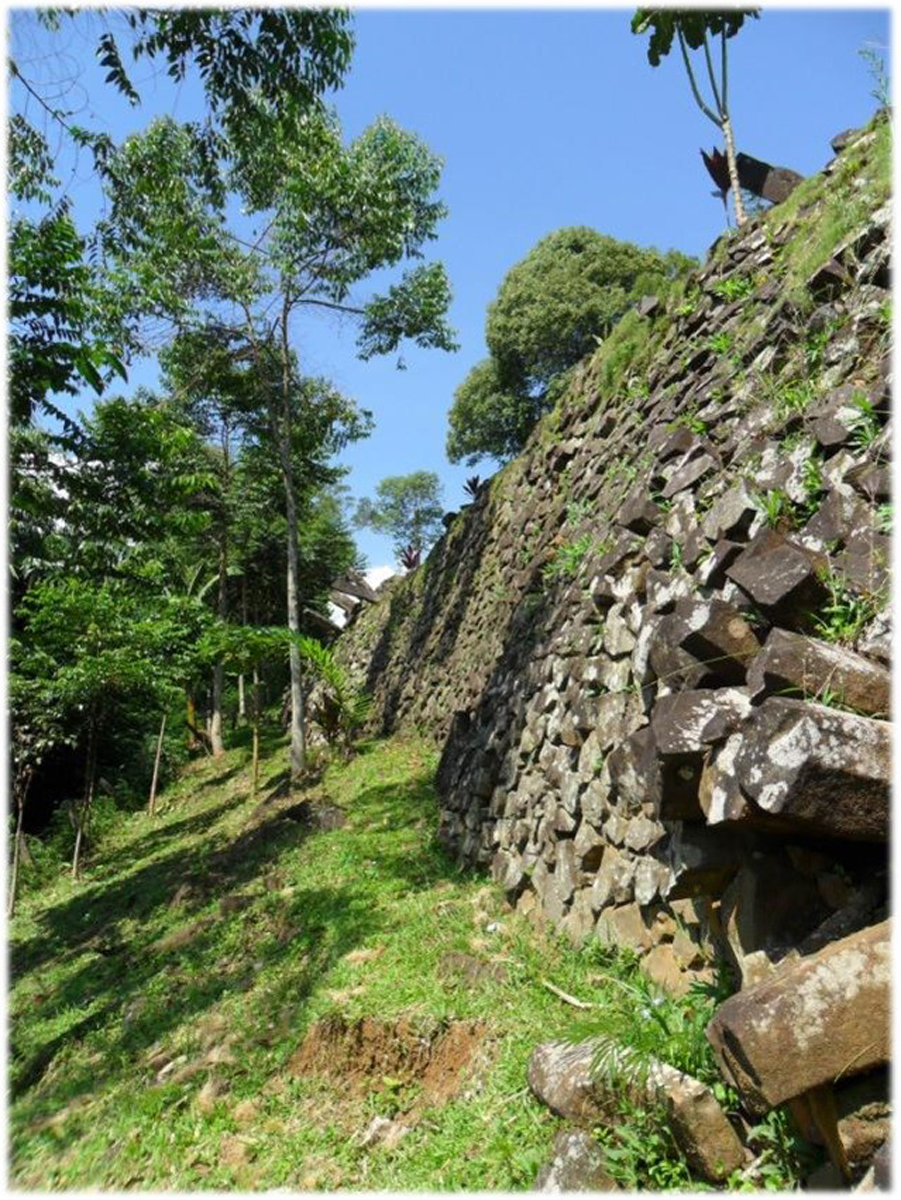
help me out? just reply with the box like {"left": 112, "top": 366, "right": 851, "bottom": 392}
{"left": 293, "top": 634, "right": 372, "bottom": 752}
{"left": 584, "top": 949, "right": 734, "bottom": 1096}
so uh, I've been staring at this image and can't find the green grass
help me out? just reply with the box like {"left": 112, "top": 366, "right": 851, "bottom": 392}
{"left": 12, "top": 730, "right": 700, "bottom": 1192}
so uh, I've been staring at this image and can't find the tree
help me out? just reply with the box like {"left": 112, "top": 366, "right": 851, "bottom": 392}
{"left": 355, "top": 472, "right": 446, "bottom": 565}
{"left": 8, "top": 7, "right": 355, "bottom": 420}
{"left": 98, "top": 106, "right": 456, "bottom": 781}
{"left": 447, "top": 228, "right": 694, "bottom": 463}
{"left": 631, "top": 9, "right": 760, "bottom": 227}
{"left": 12, "top": 579, "right": 182, "bottom": 877}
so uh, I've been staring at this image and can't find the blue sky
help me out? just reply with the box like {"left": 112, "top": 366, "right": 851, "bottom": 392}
{"left": 10, "top": 5, "right": 891, "bottom": 569}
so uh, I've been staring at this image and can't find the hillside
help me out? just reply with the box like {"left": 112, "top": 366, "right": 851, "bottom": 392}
{"left": 10, "top": 112, "right": 891, "bottom": 1193}
{"left": 12, "top": 733, "right": 779, "bottom": 1191}
{"left": 334, "top": 113, "right": 892, "bottom": 1186}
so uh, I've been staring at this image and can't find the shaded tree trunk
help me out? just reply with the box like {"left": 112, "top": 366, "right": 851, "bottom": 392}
{"left": 251, "top": 664, "right": 261, "bottom": 800}
{"left": 8, "top": 767, "right": 32, "bottom": 917}
{"left": 186, "top": 690, "right": 198, "bottom": 749}
{"left": 148, "top": 712, "right": 167, "bottom": 816}
{"left": 72, "top": 718, "right": 98, "bottom": 879}
{"left": 237, "top": 574, "right": 248, "bottom": 724}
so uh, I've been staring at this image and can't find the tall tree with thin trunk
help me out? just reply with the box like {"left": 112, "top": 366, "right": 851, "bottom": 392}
{"left": 632, "top": 9, "right": 759, "bottom": 228}
{"left": 102, "top": 106, "right": 456, "bottom": 780}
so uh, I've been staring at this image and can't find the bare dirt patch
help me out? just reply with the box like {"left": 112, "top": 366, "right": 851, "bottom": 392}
{"left": 287, "top": 1014, "right": 491, "bottom": 1112}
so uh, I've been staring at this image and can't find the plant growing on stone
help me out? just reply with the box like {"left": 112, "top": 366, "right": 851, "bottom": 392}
{"left": 632, "top": 9, "right": 759, "bottom": 227}
{"left": 711, "top": 275, "right": 755, "bottom": 302}
{"left": 707, "top": 330, "right": 733, "bottom": 356}
{"left": 587, "top": 955, "right": 730, "bottom": 1095}
{"left": 810, "top": 571, "right": 883, "bottom": 645}
{"left": 542, "top": 534, "right": 595, "bottom": 583}
{"left": 847, "top": 391, "right": 881, "bottom": 451}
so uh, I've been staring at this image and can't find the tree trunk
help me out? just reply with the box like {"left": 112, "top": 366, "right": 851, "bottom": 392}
{"left": 272, "top": 375, "right": 305, "bottom": 780}
{"left": 148, "top": 712, "right": 167, "bottom": 816}
{"left": 72, "top": 720, "right": 97, "bottom": 879}
{"left": 210, "top": 534, "right": 228, "bottom": 757}
{"left": 721, "top": 115, "right": 747, "bottom": 227}
{"left": 8, "top": 768, "right": 32, "bottom": 918}
{"left": 186, "top": 690, "right": 198, "bottom": 749}
{"left": 237, "top": 574, "right": 248, "bottom": 724}
{"left": 251, "top": 665, "right": 261, "bottom": 801}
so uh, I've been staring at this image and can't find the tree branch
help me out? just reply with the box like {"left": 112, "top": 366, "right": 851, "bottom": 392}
{"left": 677, "top": 27, "right": 721, "bottom": 128}
{"left": 295, "top": 297, "right": 365, "bottom": 316}
{"left": 701, "top": 31, "right": 724, "bottom": 119}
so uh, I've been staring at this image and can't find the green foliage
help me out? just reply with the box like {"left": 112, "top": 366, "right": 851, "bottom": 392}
{"left": 542, "top": 535, "right": 596, "bottom": 583}
{"left": 486, "top": 227, "right": 691, "bottom": 393}
{"left": 632, "top": 9, "right": 757, "bottom": 69}
{"left": 446, "top": 358, "right": 543, "bottom": 466}
{"left": 811, "top": 571, "right": 883, "bottom": 644}
{"left": 355, "top": 471, "right": 445, "bottom": 562}
{"left": 447, "top": 227, "right": 694, "bottom": 463}
{"left": 587, "top": 952, "right": 730, "bottom": 1093}
{"left": 293, "top": 636, "right": 373, "bottom": 750}
{"left": 711, "top": 275, "right": 755, "bottom": 303}
{"left": 876, "top": 503, "right": 892, "bottom": 533}
{"left": 847, "top": 391, "right": 881, "bottom": 451}
{"left": 594, "top": 1103, "right": 694, "bottom": 1190}
{"left": 707, "top": 330, "right": 733, "bottom": 355}
{"left": 772, "top": 378, "right": 816, "bottom": 420}
{"left": 735, "top": 1107, "right": 821, "bottom": 1191}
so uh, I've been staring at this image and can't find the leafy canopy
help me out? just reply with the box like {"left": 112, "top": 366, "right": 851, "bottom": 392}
{"left": 631, "top": 9, "right": 758, "bottom": 69}
{"left": 355, "top": 472, "right": 445, "bottom": 561}
{"left": 447, "top": 227, "right": 694, "bottom": 464}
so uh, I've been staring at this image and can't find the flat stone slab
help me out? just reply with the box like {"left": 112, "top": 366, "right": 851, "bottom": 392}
{"left": 733, "top": 698, "right": 890, "bottom": 841}
{"left": 707, "top": 919, "right": 890, "bottom": 1115}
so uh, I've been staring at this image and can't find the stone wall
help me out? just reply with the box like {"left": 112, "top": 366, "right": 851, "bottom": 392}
{"left": 336, "top": 115, "right": 891, "bottom": 1180}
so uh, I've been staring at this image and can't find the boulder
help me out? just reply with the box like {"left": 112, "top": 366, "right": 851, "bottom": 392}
{"left": 534, "top": 1129, "right": 618, "bottom": 1192}
{"left": 527, "top": 1040, "right": 606, "bottom": 1124}
{"left": 528, "top": 1040, "right": 744, "bottom": 1183}
{"left": 747, "top": 628, "right": 890, "bottom": 717}
{"left": 735, "top": 151, "right": 804, "bottom": 204}
{"left": 725, "top": 528, "right": 827, "bottom": 624}
{"left": 650, "top": 688, "right": 752, "bottom": 820}
{"left": 662, "top": 451, "right": 717, "bottom": 499}
{"left": 698, "top": 734, "right": 754, "bottom": 826}
{"left": 707, "top": 919, "right": 891, "bottom": 1115}
{"left": 733, "top": 698, "right": 890, "bottom": 841}
{"left": 718, "top": 857, "right": 831, "bottom": 987}
{"left": 662, "top": 823, "right": 748, "bottom": 900}
{"left": 673, "top": 598, "right": 761, "bottom": 685}
{"left": 835, "top": 1069, "right": 891, "bottom": 1176}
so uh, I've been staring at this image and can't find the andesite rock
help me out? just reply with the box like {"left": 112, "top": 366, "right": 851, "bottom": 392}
{"left": 527, "top": 1040, "right": 744, "bottom": 1183}
{"left": 534, "top": 1129, "right": 619, "bottom": 1192}
{"left": 707, "top": 919, "right": 890, "bottom": 1115}
{"left": 725, "top": 528, "right": 827, "bottom": 624}
{"left": 746, "top": 627, "right": 890, "bottom": 717}
{"left": 733, "top": 698, "right": 890, "bottom": 841}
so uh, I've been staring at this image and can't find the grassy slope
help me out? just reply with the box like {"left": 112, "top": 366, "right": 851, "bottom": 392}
{"left": 10, "top": 732, "right": 619, "bottom": 1191}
